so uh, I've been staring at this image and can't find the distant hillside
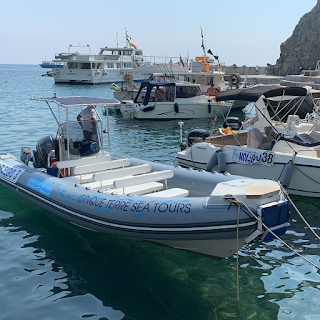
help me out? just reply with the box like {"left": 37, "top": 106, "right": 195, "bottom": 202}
{"left": 266, "top": 1, "right": 320, "bottom": 76}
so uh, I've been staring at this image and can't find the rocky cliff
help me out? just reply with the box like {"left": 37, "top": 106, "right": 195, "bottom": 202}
{"left": 267, "top": 1, "right": 320, "bottom": 76}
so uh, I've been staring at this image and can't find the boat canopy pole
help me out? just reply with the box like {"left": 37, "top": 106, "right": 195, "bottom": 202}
{"left": 106, "top": 106, "right": 111, "bottom": 155}
{"left": 46, "top": 101, "right": 59, "bottom": 126}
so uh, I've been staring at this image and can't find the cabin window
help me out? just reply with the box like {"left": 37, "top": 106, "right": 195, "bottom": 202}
{"left": 107, "top": 63, "right": 114, "bottom": 68}
{"left": 166, "top": 86, "right": 175, "bottom": 102}
{"left": 67, "top": 62, "right": 78, "bottom": 69}
{"left": 80, "top": 63, "right": 91, "bottom": 69}
{"left": 176, "top": 86, "right": 201, "bottom": 98}
{"left": 123, "top": 63, "right": 132, "bottom": 68}
{"left": 116, "top": 63, "right": 121, "bottom": 69}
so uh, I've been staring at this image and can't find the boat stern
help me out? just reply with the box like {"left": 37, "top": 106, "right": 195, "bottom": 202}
{"left": 207, "top": 178, "right": 291, "bottom": 244}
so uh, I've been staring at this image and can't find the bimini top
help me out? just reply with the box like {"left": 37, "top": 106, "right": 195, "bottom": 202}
{"left": 134, "top": 82, "right": 176, "bottom": 104}
{"left": 216, "top": 85, "right": 307, "bottom": 102}
{"left": 33, "top": 96, "right": 119, "bottom": 107}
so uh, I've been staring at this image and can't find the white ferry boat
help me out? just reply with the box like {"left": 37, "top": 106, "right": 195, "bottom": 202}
{"left": 52, "top": 34, "right": 149, "bottom": 84}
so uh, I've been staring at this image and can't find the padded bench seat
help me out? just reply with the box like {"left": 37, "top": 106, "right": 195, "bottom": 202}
{"left": 105, "top": 181, "right": 164, "bottom": 196}
{"left": 143, "top": 188, "right": 189, "bottom": 198}
{"left": 56, "top": 154, "right": 111, "bottom": 169}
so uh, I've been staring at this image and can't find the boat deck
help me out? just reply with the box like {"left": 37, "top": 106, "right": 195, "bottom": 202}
{"left": 56, "top": 155, "right": 189, "bottom": 198}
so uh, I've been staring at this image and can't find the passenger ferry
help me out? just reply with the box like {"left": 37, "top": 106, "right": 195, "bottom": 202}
{"left": 52, "top": 33, "right": 150, "bottom": 84}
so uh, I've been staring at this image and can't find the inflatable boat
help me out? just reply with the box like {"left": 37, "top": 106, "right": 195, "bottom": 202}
{"left": 0, "top": 96, "right": 291, "bottom": 258}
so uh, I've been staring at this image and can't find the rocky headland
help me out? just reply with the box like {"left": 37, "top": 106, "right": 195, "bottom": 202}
{"left": 267, "top": 1, "right": 320, "bottom": 76}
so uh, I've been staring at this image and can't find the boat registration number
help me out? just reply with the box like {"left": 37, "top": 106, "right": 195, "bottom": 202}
{"left": 0, "top": 160, "right": 25, "bottom": 183}
{"left": 232, "top": 149, "right": 275, "bottom": 167}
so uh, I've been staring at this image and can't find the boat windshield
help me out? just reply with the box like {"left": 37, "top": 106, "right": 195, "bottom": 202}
{"left": 59, "top": 120, "right": 102, "bottom": 157}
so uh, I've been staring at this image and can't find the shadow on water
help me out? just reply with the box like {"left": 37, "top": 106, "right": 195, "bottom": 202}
{"left": 0, "top": 185, "right": 290, "bottom": 320}
{"left": 3, "top": 186, "right": 320, "bottom": 319}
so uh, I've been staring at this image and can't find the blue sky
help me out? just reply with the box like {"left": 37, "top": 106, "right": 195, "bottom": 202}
{"left": 0, "top": 0, "right": 316, "bottom": 66}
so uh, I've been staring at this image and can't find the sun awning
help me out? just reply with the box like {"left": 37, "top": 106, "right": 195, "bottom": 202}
{"left": 33, "top": 96, "right": 119, "bottom": 107}
{"left": 216, "top": 85, "right": 307, "bottom": 102}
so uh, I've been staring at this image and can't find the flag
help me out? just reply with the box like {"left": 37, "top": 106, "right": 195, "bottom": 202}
{"left": 200, "top": 27, "right": 205, "bottom": 50}
{"left": 125, "top": 32, "right": 137, "bottom": 49}
{"left": 214, "top": 55, "right": 219, "bottom": 61}
{"left": 180, "top": 55, "right": 185, "bottom": 67}
{"left": 207, "top": 49, "right": 213, "bottom": 55}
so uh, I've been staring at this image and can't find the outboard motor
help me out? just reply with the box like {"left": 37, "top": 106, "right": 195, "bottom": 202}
{"left": 33, "top": 134, "right": 59, "bottom": 168}
{"left": 187, "top": 129, "right": 210, "bottom": 147}
{"left": 222, "top": 117, "right": 242, "bottom": 131}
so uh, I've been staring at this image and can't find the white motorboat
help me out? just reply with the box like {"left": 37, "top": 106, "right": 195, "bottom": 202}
{"left": 112, "top": 68, "right": 226, "bottom": 103}
{"left": 176, "top": 85, "right": 320, "bottom": 197}
{"left": 0, "top": 96, "right": 291, "bottom": 258}
{"left": 52, "top": 34, "right": 150, "bottom": 85}
{"left": 119, "top": 81, "right": 232, "bottom": 119}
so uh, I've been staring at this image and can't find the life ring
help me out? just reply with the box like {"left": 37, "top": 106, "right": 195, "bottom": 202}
{"left": 51, "top": 158, "right": 57, "bottom": 167}
{"left": 228, "top": 73, "right": 241, "bottom": 87}
{"left": 123, "top": 73, "right": 134, "bottom": 84}
{"left": 59, "top": 168, "right": 68, "bottom": 178}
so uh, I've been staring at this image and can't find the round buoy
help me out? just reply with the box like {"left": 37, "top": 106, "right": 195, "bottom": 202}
{"left": 207, "top": 151, "right": 218, "bottom": 172}
{"left": 218, "top": 151, "right": 226, "bottom": 173}
{"left": 280, "top": 162, "right": 294, "bottom": 187}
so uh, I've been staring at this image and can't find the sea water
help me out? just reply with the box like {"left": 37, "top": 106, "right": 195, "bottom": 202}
{"left": 0, "top": 64, "right": 320, "bottom": 320}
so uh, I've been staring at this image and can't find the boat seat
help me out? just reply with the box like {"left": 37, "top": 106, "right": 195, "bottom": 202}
{"left": 81, "top": 178, "right": 116, "bottom": 190}
{"left": 56, "top": 154, "right": 111, "bottom": 169}
{"left": 73, "top": 158, "right": 130, "bottom": 175}
{"left": 113, "top": 170, "right": 174, "bottom": 189}
{"left": 93, "top": 164, "right": 151, "bottom": 182}
{"left": 264, "top": 126, "right": 278, "bottom": 141}
{"left": 143, "top": 188, "right": 189, "bottom": 198}
{"left": 106, "top": 181, "right": 164, "bottom": 196}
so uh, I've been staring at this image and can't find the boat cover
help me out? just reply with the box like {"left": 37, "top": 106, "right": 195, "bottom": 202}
{"left": 216, "top": 86, "right": 307, "bottom": 102}
{"left": 34, "top": 97, "right": 119, "bottom": 107}
{"left": 134, "top": 82, "right": 175, "bottom": 105}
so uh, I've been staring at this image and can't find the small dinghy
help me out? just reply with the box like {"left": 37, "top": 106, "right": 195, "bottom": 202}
{"left": 0, "top": 96, "right": 291, "bottom": 258}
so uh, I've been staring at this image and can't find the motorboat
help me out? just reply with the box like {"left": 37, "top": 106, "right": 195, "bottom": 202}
{"left": 0, "top": 96, "right": 291, "bottom": 258}
{"left": 52, "top": 33, "right": 150, "bottom": 85}
{"left": 176, "top": 85, "right": 320, "bottom": 198}
{"left": 112, "top": 69, "right": 226, "bottom": 103}
{"left": 119, "top": 81, "right": 232, "bottom": 119}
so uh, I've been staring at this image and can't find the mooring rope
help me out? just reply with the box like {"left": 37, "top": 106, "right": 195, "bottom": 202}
{"left": 236, "top": 203, "right": 240, "bottom": 301}
{"left": 280, "top": 183, "right": 320, "bottom": 242}
{"left": 224, "top": 194, "right": 320, "bottom": 271}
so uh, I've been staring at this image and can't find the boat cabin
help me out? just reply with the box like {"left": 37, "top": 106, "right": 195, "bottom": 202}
{"left": 133, "top": 81, "right": 202, "bottom": 105}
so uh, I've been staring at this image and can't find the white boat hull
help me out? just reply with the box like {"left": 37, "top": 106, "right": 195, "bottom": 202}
{"left": 120, "top": 100, "right": 232, "bottom": 119}
{"left": 177, "top": 142, "right": 320, "bottom": 197}
{"left": 53, "top": 69, "right": 145, "bottom": 85}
